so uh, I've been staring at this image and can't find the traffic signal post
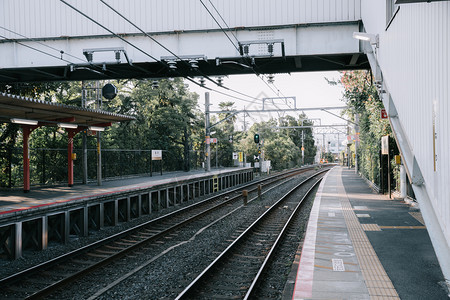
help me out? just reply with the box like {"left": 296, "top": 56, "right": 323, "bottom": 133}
{"left": 254, "top": 133, "right": 263, "bottom": 176}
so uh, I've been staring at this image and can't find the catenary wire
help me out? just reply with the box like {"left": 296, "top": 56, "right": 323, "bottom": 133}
{"left": 97, "top": 0, "right": 264, "bottom": 103}
{"left": 199, "top": 0, "right": 288, "bottom": 103}
{"left": 0, "top": 26, "right": 86, "bottom": 63}
{"left": 0, "top": 35, "right": 74, "bottom": 65}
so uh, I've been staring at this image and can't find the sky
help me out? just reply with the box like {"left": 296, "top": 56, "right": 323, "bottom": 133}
{"left": 185, "top": 71, "right": 348, "bottom": 136}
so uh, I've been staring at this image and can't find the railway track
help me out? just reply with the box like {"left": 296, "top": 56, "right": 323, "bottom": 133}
{"left": 0, "top": 167, "right": 323, "bottom": 299}
{"left": 175, "top": 170, "right": 326, "bottom": 299}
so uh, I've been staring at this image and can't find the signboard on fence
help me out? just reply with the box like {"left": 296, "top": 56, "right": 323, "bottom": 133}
{"left": 152, "top": 150, "right": 162, "bottom": 160}
{"left": 238, "top": 152, "right": 243, "bottom": 162}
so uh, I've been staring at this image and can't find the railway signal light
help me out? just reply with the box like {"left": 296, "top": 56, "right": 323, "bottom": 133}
{"left": 254, "top": 133, "right": 260, "bottom": 144}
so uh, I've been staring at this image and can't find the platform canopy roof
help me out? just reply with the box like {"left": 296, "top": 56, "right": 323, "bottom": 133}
{"left": 0, "top": 92, "right": 134, "bottom": 127}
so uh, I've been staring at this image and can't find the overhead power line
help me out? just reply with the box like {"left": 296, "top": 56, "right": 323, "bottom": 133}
{"left": 0, "top": 26, "right": 86, "bottom": 63}
{"left": 96, "top": 0, "right": 264, "bottom": 104}
{"left": 199, "top": 0, "right": 287, "bottom": 103}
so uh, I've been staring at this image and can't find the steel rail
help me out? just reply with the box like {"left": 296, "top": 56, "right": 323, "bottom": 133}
{"left": 0, "top": 167, "right": 318, "bottom": 299}
{"left": 175, "top": 169, "right": 328, "bottom": 299}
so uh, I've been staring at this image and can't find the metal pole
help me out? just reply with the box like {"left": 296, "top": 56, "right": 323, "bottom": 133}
{"left": 96, "top": 81, "right": 102, "bottom": 186}
{"left": 301, "top": 130, "right": 304, "bottom": 165}
{"left": 205, "top": 92, "right": 211, "bottom": 172}
{"left": 81, "top": 81, "right": 88, "bottom": 184}
{"left": 215, "top": 143, "right": 218, "bottom": 169}
{"left": 354, "top": 113, "right": 360, "bottom": 173}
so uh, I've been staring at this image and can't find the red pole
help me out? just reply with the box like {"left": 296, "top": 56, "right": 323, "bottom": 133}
{"left": 68, "top": 130, "right": 74, "bottom": 187}
{"left": 23, "top": 126, "right": 31, "bottom": 192}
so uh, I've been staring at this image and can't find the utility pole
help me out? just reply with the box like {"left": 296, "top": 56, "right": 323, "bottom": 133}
{"left": 205, "top": 92, "right": 211, "bottom": 172}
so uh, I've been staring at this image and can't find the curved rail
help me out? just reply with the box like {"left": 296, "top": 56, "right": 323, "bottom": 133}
{"left": 0, "top": 167, "right": 321, "bottom": 299}
{"left": 175, "top": 170, "right": 327, "bottom": 299}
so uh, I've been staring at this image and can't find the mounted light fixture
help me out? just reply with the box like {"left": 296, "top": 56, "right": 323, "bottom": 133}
{"left": 353, "top": 32, "right": 379, "bottom": 47}
{"left": 11, "top": 118, "right": 38, "bottom": 125}
{"left": 58, "top": 123, "right": 78, "bottom": 129}
{"left": 152, "top": 80, "right": 159, "bottom": 89}
{"left": 89, "top": 126, "right": 105, "bottom": 132}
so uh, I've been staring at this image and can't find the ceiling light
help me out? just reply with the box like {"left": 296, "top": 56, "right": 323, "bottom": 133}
{"left": 58, "top": 123, "right": 78, "bottom": 129}
{"left": 10, "top": 118, "right": 38, "bottom": 125}
{"left": 353, "top": 32, "right": 379, "bottom": 47}
{"left": 89, "top": 126, "right": 105, "bottom": 132}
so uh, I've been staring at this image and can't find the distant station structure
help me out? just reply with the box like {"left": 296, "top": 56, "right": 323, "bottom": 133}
{"left": 0, "top": 92, "right": 134, "bottom": 192}
{"left": 0, "top": 0, "right": 448, "bottom": 285}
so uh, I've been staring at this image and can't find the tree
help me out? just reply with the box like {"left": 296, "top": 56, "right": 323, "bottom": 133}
{"left": 106, "top": 78, "right": 203, "bottom": 171}
{"left": 210, "top": 101, "right": 237, "bottom": 167}
{"left": 337, "top": 71, "right": 392, "bottom": 186}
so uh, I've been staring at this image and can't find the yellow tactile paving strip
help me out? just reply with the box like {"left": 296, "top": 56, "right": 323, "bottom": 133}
{"left": 379, "top": 226, "right": 426, "bottom": 229}
{"left": 338, "top": 171, "right": 400, "bottom": 300}
{"left": 361, "top": 224, "right": 382, "bottom": 231}
{"left": 408, "top": 212, "right": 425, "bottom": 225}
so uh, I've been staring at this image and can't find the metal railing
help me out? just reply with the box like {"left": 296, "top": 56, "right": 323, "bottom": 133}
{"left": 0, "top": 147, "right": 203, "bottom": 188}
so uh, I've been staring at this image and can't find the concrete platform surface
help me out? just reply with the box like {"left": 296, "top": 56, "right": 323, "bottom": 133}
{"left": 0, "top": 167, "right": 249, "bottom": 217}
{"left": 291, "top": 166, "right": 448, "bottom": 300}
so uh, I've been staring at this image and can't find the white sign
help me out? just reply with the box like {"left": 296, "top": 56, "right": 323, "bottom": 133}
{"left": 152, "top": 150, "right": 162, "bottom": 160}
{"left": 381, "top": 136, "right": 389, "bottom": 155}
{"left": 232, "top": 152, "right": 238, "bottom": 160}
{"left": 211, "top": 138, "right": 217, "bottom": 143}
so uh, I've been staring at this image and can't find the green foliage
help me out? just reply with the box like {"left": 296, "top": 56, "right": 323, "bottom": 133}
{"left": 0, "top": 78, "right": 204, "bottom": 187}
{"left": 237, "top": 115, "right": 316, "bottom": 170}
{"left": 338, "top": 71, "right": 392, "bottom": 186}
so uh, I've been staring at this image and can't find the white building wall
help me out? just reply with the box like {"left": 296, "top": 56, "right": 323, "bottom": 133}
{"left": 361, "top": 0, "right": 450, "bottom": 274}
{"left": 0, "top": 0, "right": 361, "bottom": 39}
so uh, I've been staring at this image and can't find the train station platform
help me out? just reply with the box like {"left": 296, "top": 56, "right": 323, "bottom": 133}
{"left": 0, "top": 167, "right": 253, "bottom": 218}
{"left": 288, "top": 166, "right": 448, "bottom": 300}
{"left": 0, "top": 167, "right": 255, "bottom": 259}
